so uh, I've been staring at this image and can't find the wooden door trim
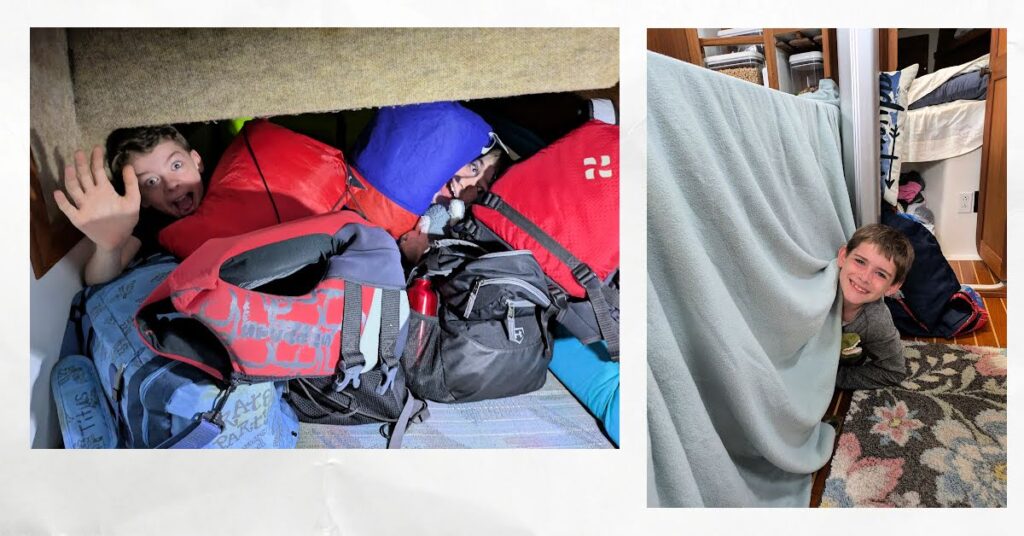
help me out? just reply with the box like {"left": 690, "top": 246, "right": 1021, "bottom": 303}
{"left": 30, "top": 150, "right": 83, "bottom": 279}
{"left": 975, "top": 28, "right": 1007, "bottom": 281}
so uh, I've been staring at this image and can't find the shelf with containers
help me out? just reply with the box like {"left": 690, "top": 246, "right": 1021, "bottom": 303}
{"left": 647, "top": 28, "right": 838, "bottom": 95}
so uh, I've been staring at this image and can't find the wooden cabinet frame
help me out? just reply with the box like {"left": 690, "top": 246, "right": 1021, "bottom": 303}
{"left": 30, "top": 151, "right": 82, "bottom": 279}
{"left": 648, "top": 28, "right": 839, "bottom": 91}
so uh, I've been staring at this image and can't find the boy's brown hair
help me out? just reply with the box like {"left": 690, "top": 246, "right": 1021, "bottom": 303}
{"left": 845, "top": 223, "right": 915, "bottom": 284}
{"left": 105, "top": 125, "right": 191, "bottom": 190}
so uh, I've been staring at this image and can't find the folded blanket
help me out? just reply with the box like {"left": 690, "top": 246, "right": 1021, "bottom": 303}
{"left": 908, "top": 70, "right": 988, "bottom": 110}
{"left": 647, "top": 52, "right": 856, "bottom": 507}
{"left": 908, "top": 54, "right": 989, "bottom": 105}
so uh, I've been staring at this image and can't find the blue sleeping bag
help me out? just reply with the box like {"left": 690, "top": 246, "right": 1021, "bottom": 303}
{"left": 354, "top": 101, "right": 496, "bottom": 215}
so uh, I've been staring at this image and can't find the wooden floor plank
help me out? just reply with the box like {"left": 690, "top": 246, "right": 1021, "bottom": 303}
{"left": 986, "top": 297, "right": 1007, "bottom": 348}
{"left": 973, "top": 320, "right": 997, "bottom": 347}
{"left": 953, "top": 260, "right": 965, "bottom": 282}
{"left": 971, "top": 260, "right": 992, "bottom": 284}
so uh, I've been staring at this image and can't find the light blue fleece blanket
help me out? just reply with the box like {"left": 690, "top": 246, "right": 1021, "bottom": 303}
{"left": 646, "top": 52, "right": 856, "bottom": 507}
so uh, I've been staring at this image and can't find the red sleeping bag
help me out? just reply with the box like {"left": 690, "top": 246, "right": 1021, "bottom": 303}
{"left": 159, "top": 120, "right": 357, "bottom": 258}
{"left": 471, "top": 120, "right": 619, "bottom": 357}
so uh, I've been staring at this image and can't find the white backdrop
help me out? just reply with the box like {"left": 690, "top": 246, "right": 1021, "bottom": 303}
{"left": 3, "top": 1, "right": 1020, "bottom": 534}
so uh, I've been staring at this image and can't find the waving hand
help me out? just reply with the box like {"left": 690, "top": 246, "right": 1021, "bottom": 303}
{"left": 53, "top": 146, "right": 141, "bottom": 252}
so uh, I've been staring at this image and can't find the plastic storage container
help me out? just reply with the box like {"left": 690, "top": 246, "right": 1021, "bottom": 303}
{"left": 705, "top": 50, "right": 765, "bottom": 85}
{"left": 789, "top": 51, "right": 824, "bottom": 94}
{"left": 715, "top": 28, "right": 764, "bottom": 54}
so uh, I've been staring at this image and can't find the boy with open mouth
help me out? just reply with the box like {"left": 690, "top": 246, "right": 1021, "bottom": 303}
{"left": 54, "top": 125, "right": 205, "bottom": 285}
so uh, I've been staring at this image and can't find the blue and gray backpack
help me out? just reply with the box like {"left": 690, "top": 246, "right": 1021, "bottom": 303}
{"left": 52, "top": 254, "right": 299, "bottom": 449}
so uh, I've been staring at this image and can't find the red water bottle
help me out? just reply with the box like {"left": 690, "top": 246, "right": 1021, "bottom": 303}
{"left": 407, "top": 278, "right": 437, "bottom": 366}
{"left": 407, "top": 277, "right": 438, "bottom": 316}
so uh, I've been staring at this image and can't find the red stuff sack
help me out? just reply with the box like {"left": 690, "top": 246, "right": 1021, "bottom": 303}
{"left": 159, "top": 120, "right": 356, "bottom": 258}
{"left": 467, "top": 120, "right": 620, "bottom": 358}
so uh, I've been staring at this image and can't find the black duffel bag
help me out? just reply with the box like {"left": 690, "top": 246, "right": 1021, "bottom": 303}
{"left": 401, "top": 240, "right": 556, "bottom": 403}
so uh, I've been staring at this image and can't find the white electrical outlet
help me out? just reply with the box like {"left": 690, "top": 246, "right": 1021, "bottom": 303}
{"left": 958, "top": 192, "right": 973, "bottom": 213}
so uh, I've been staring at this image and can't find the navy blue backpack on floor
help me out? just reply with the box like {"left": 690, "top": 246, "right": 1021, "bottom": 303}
{"left": 881, "top": 210, "right": 989, "bottom": 339}
{"left": 54, "top": 254, "right": 300, "bottom": 448}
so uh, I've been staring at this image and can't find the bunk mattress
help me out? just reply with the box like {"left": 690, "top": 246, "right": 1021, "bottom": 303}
{"left": 298, "top": 371, "right": 614, "bottom": 448}
{"left": 904, "top": 54, "right": 990, "bottom": 163}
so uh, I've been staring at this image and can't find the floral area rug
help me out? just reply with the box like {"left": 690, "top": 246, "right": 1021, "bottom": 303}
{"left": 821, "top": 342, "right": 1006, "bottom": 507}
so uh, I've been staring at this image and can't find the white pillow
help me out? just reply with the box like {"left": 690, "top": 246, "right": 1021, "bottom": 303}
{"left": 880, "top": 63, "right": 919, "bottom": 207}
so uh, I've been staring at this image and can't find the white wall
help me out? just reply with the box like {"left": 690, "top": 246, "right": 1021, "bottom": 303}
{"left": 901, "top": 148, "right": 982, "bottom": 259}
{"left": 29, "top": 238, "right": 90, "bottom": 448}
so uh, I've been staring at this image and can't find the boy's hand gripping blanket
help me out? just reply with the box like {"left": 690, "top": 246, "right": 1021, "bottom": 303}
{"left": 646, "top": 52, "right": 855, "bottom": 507}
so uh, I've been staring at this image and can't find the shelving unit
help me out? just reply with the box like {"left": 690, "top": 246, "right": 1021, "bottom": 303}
{"left": 648, "top": 28, "right": 839, "bottom": 93}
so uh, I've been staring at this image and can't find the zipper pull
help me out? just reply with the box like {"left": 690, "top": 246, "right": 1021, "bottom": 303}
{"left": 463, "top": 279, "right": 484, "bottom": 318}
{"left": 112, "top": 364, "right": 126, "bottom": 405}
{"left": 506, "top": 302, "right": 524, "bottom": 344}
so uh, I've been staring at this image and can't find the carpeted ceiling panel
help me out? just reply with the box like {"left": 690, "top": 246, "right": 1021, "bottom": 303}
{"left": 67, "top": 28, "right": 619, "bottom": 151}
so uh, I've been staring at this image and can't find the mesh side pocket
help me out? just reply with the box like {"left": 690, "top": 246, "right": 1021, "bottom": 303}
{"left": 286, "top": 370, "right": 407, "bottom": 426}
{"left": 399, "top": 312, "right": 452, "bottom": 402}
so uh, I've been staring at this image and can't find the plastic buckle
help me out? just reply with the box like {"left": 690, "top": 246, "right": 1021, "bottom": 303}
{"left": 333, "top": 365, "right": 363, "bottom": 392}
{"left": 199, "top": 409, "right": 225, "bottom": 430}
{"left": 375, "top": 365, "right": 398, "bottom": 395}
{"left": 571, "top": 263, "right": 597, "bottom": 285}
{"left": 549, "top": 286, "right": 568, "bottom": 310}
{"left": 479, "top": 192, "right": 502, "bottom": 209}
{"left": 452, "top": 219, "right": 478, "bottom": 241}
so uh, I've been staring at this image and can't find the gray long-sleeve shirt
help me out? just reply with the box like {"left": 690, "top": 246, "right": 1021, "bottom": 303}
{"left": 837, "top": 299, "right": 906, "bottom": 390}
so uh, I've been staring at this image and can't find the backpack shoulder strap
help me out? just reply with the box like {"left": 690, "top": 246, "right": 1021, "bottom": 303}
{"left": 476, "top": 192, "right": 619, "bottom": 359}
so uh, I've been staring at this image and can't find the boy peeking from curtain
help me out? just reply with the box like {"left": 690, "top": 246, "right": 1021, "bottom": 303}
{"left": 836, "top": 224, "right": 915, "bottom": 390}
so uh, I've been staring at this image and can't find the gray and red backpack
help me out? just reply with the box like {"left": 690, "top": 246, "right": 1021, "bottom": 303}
{"left": 456, "top": 120, "right": 620, "bottom": 358}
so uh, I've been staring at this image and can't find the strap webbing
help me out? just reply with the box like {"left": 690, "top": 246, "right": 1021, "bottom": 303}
{"left": 341, "top": 282, "right": 365, "bottom": 369}
{"left": 385, "top": 391, "right": 426, "bottom": 449}
{"left": 378, "top": 289, "right": 401, "bottom": 369}
{"left": 375, "top": 289, "right": 402, "bottom": 394}
{"left": 156, "top": 382, "right": 235, "bottom": 449}
{"left": 480, "top": 192, "right": 620, "bottom": 359}
{"left": 157, "top": 417, "right": 222, "bottom": 449}
{"left": 335, "top": 281, "right": 366, "bottom": 391}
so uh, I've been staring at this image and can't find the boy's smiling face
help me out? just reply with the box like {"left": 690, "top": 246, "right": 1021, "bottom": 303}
{"left": 838, "top": 242, "right": 902, "bottom": 307}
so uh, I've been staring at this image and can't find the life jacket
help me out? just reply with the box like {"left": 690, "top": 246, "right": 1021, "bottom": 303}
{"left": 461, "top": 120, "right": 620, "bottom": 358}
{"left": 137, "top": 211, "right": 410, "bottom": 393}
